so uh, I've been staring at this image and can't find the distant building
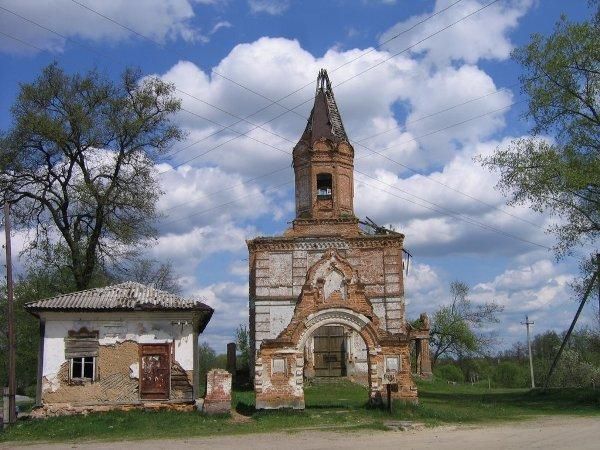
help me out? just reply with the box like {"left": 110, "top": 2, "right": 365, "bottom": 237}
{"left": 248, "top": 69, "right": 431, "bottom": 409}
{"left": 26, "top": 281, "right": 213, "bottom": 415}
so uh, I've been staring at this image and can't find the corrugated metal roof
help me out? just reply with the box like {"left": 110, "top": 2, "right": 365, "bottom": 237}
{"left": 25, "top": 281, "right": 213, "bottom": 313}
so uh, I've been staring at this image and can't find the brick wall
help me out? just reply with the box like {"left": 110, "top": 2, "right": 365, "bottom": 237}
{"left": 203, "top": 369, "right": 232, "bottom": 414}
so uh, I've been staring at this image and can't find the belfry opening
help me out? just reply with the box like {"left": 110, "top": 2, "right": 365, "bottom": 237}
{"left": 247, "top": 69, "right": 431, "bottom": 409}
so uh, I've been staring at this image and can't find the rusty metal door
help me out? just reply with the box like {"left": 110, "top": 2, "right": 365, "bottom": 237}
{"left": 140, "top": 344, "right": 170, "bottom": 400}
{"left": 313, "top": 326, "right": 346, "bottom": 377}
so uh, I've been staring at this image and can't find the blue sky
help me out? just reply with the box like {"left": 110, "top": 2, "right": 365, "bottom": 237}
{"left": 1, "top": 0, "right": 597, "bottom": 353}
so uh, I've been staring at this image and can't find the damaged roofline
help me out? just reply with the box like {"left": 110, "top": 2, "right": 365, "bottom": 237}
{"left": 25, "top": 306, "right": 214, "bottom": 334}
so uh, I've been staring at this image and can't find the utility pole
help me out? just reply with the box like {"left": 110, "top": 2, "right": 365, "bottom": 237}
{"left": 545, "top": 269, "right": 599, "bottom": 389}
{"left": 3, "top": 201, "right": 17, "bottom": 425}
{"left": 522, "top": 315, "right": 535, "bottom": 388}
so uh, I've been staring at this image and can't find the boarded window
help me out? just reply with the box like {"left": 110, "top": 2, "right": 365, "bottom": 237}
{"left": 64, "top": 328, "right": 99, "bottom": 359}
{"left": 385, "top": 356, "right": 400, "bottom": 373}
{"left": 272, "top": 358, "right": 286, "bottom": 375}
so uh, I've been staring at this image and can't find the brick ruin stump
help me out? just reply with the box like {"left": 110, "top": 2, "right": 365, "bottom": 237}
{"left": 203, "top": 369, "right": 232, "bottom": 414}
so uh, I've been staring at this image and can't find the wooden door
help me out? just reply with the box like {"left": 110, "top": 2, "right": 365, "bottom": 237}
{"left": 313, "top": 326, "right": 346, "bottom": 377}
{"left": 140, "top": 344, "right": 170, "bottom": 400}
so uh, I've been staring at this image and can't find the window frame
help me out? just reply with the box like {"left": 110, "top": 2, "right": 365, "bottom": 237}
{"left": 316, "top": 173, "right": 333, "bottom": 200}
{"left": 70, "top": 356, "right": 96, "bottom": 381}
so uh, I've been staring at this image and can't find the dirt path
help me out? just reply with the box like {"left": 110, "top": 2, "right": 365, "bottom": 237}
{"left": 3, "top": 416, "right": 599, "bottom": 449}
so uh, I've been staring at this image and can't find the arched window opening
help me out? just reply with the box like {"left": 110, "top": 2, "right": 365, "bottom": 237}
{"left": 316, "top": 173, "right": 332, "bottom": 200}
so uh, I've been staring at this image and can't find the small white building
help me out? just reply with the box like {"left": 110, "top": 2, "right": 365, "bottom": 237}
{"left": 25, "top": 282, "right": 213, "bottom": 414}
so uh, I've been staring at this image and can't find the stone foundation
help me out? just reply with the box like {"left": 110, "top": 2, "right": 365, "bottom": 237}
{"left": 30, "top": 401, "right": 195, "bottom": 418}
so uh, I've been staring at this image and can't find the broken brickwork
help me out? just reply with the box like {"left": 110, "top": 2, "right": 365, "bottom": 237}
{"left": 26, "top": 283, "right": 213, "bottom": 415}
{"left": 203, "top": 369, "right": 232, "bottom": 414}
{"left": 248, "top": 69, "right": 430, "bottom": 409}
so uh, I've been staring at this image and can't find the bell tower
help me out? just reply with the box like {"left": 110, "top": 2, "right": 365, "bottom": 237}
{"left": 288, "top": 69, "right": 359, "bottom": 237}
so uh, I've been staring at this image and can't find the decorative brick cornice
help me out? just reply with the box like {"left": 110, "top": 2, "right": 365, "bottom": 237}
{"left": 247, "top": 234, "right": 404, "bottom": 252}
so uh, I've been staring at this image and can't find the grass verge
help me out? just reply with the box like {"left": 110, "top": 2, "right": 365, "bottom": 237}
{"left": 1, "top": 379, "right": 598, "bottom": 443}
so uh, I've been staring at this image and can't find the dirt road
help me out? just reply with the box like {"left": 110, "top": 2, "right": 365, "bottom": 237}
{"left": 2, "top": 416, "right": 598, "bottom": 449}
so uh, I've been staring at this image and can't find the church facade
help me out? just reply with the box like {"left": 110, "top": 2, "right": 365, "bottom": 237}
{"left": 248, "top": 70, "right": 431, "bottom": 409}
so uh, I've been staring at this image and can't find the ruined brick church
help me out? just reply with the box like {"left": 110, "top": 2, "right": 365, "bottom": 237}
{"left": 248, "top": 69, "right": 431, "bottom": 409}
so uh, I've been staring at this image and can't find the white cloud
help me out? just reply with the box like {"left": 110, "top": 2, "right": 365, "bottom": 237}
{"left": 248, "top": 0, "right": 291, "bottom": 15}
{"left": 193, "top": 281, "right": 249, "bottom": 352}
{"left": 209, "top": 20, "right": 232, "bottom": 34}
{"left": 0, "top": 0, "right": 224, "bottom": 54}
{"left": 379, "top": 0, "right": 533, "bottom": 66}
{"left": 354, "top": 137, "right": 553, "bottom": 258}
{"left": 156, "top": 164, "right": 279, "bottom": 234}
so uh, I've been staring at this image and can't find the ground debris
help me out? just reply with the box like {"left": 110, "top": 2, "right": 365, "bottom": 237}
{"left": 383, "top": 420, "right": 424, "bottom": 431}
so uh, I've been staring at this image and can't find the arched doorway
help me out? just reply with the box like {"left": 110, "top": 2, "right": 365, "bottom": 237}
{"left": 304, "top": 324, "right": 370, "bottom": 382}
{"left": 254, "top": 250, "right": 418, "bottom": 409}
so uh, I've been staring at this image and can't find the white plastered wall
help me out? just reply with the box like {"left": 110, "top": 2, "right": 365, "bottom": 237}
{"left": 40, "top": 311, "right": 196, "bottom": 391}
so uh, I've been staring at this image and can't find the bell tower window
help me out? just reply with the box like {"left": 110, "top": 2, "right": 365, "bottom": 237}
{"left": 316, "top": 173, "right": 332, "bottom": 200}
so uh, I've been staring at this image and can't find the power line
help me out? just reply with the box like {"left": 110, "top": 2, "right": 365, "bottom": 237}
{"left": 353, "top": 81, "right": 522, "bottom": 143}
{"left": 173, "top": 99, "right": 541, "bottom": 230}
{"left": 353, "top": 174, "right": 551, "bottom": 250}
{"left": 1, "top": 3, "right": 549, "bottom": 247}
{"left": 161, "top": 166, "right": 292, "bottom": 213}
{"left": 0, "top": 2, "right": 533, "bottom": 229}
{"left": 161, "top": 110, "right": 550, "bottom": 249}
{"left": 69, "top": 0, "right": 466, "bottom": 121}
{"left": 160, "top": 180, "right": 293, "bottom": 227}
{"left": 64, "top": 0, "right": 489, "bottom": 162}
{"left": 167, "top": 0, "right": 502, "bottom": 166}
{"left": 0, "top": 21, "right": 539, "bottom": 233}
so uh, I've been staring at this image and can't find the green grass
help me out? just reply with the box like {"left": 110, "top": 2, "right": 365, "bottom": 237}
{"left": 1, "top": 379, "right": 598, "bottom": 444}
{"left": 395, "top": 379, "right": 600, "bottom": 425}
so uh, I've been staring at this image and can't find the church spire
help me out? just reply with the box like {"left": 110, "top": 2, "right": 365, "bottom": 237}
{"left": 300, "top": 69, "right": 348, "bottom": 144}
{"left": 288, "top": 69, "right": 359, "bottom": 237}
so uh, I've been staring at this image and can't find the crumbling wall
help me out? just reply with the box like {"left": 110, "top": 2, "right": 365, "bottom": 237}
{"left": 249, "top": 235, "right": 406, "bottom": 360}
{"left": 43, "top": 340, "right": 139, "bottom": 404}
{"left": 253, "top": 249, "right": 417, "bottom": 409}
{"left": 203, "top": 369, "right": 232, "bottom": 414}
{"left": 40, "top": 313, "right": 198, "bottom": 407}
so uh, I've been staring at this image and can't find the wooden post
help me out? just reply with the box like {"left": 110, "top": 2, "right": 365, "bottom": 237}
{"left": 3, "top": 387, "right": 10, "bottom": 429}
{"left": 386, "top": 384, "right": 392, "bottom": 413}
{"left": 192, "top": 326, "right": 199, "bottom": 399}
{"left": 545, "top": 270, "right": 598, "bottom": 388}
{"left": 4, "top": 202, "right": 17, "bottom": 425}
{"left": 35, "top": 320, "right": 45, "bottom": 406}
{"left": 522, "top": 315, "right": 535, "bottom": 388}
{"left": 227, "top": 342, "right": 236, "bottom": 386}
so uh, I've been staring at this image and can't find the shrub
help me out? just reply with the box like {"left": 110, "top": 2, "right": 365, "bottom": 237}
{"left": 493, "top": 361, "right": 527, "bottom": 388}
{"left": 434, "top": 364, "right": 464, "bottom": 382}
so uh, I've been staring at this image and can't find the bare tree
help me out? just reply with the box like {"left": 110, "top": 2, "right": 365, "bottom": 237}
{"left": 121, "top": 258, "right": 182, "bottom": 294}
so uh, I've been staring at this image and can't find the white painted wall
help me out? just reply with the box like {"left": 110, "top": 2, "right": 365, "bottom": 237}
{"left": 40, "top": 311, "right": 196, "bottom": 391}
{"left": 253, "top": 299, "right": 296, "bottom": 351}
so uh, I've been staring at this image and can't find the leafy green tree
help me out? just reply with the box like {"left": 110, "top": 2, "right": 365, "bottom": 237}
{"left": 198, "top": 342, "right": 217, "bottom": 388}
{"left": 479, "top": 5, "right": 599, "bottom": 267}
{"left": 236, "top": 324, "right": 250, "bottom": 371}
{"left": 0, "top": 63, "right": 183, "bottom": 290}
{"left": 0, "top": 264, "right": 78, "bottom": 394}
{"left": 545, "top": 348, "right": 600, "bottom": 387}
{"left": 430, "top": 281, "right": 502, "bottom": 365}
